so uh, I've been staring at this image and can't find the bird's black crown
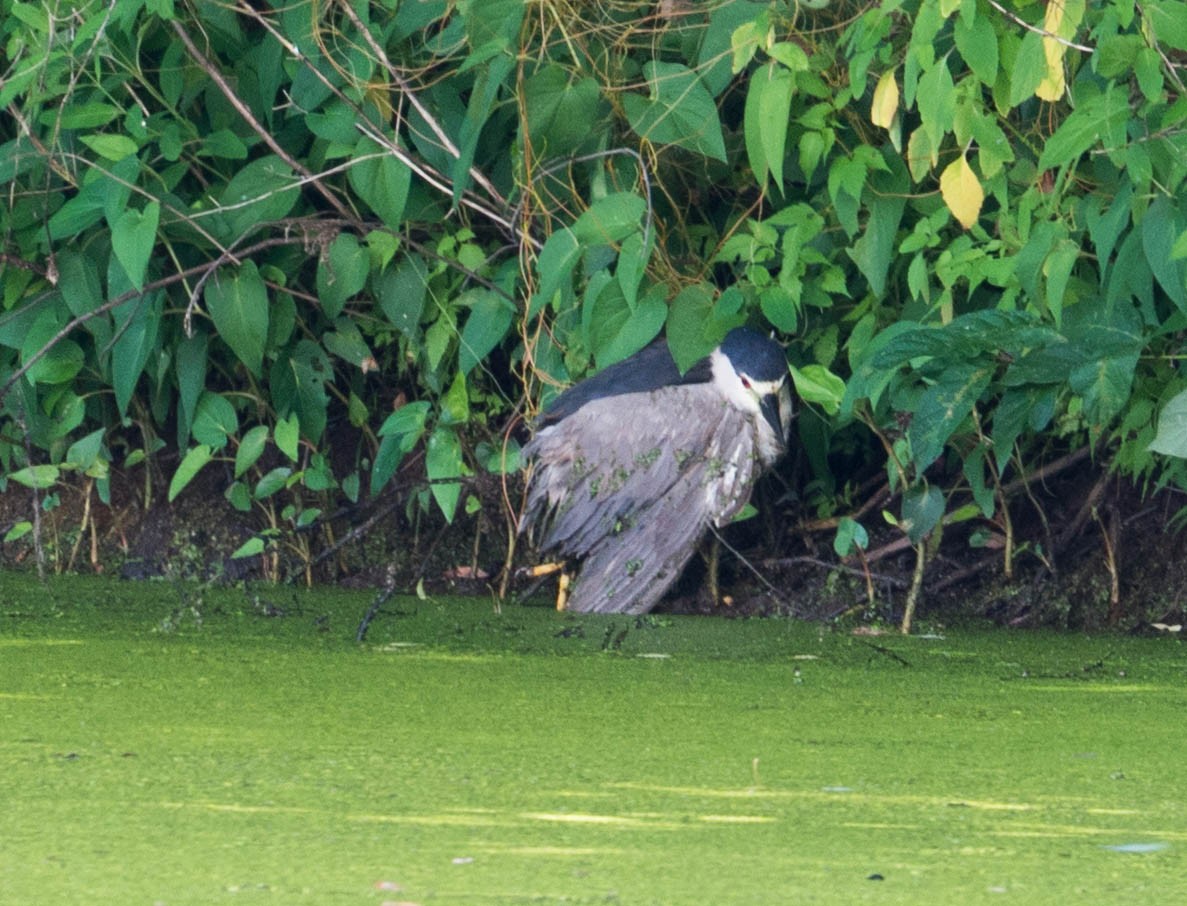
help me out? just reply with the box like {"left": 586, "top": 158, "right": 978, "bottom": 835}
{"left": 719, "top": 328, "right": 787, "bottom": 382}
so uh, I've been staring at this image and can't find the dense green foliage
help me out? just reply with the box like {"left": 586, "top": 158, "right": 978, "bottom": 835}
{"left": 2, "top": 0, "right": 1187, "bottom": 588}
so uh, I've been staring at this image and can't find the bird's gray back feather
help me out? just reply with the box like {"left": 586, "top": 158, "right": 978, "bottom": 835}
{"left": 521, "top": 383, "right": 766, "bottom": 613}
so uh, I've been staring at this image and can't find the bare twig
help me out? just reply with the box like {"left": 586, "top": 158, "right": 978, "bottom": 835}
{"left": 0, "top": 236, "right": 307, "bottom": 405}
{"left": 169, "top": 19, "right": 361, "bottom": 226}
{"left": 331, "top": 0, "right": 508, "bottom": 208}
{"left": 900, "top": 541, "right": 927, "bottom": 634}
{"left": 760, "top": 554, "right": 910, "bottom": 589}
{"left": 707, "top": 524, "right": 794, "bottom": 609}
{"left": 985, "top": 0, "right": 1093, "bottom": 53}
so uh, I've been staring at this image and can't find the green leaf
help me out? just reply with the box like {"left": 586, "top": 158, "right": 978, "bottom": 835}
{"left": 426, "top": 424, "right": 466, "bottom": 522}
{"left": 954, "top": 11, "right": 998, "bottom": 85}
{"left": 848, "top": 166, "right": 907, "bottom": 296}
{"left": 48, "top": 103, "right": 121, "bottom": 129}
{"left": 377, "top": 255, "right": 428, "bottom": 336}
{"left": 80, "top": 133, "right": 138, "bottom": 161}
{"left": 1083, "top": 185, "right": 1133, "bottom": 282}
{"left": 760, "top": 285, "right": 798, "bottom": 333}
{"left": 226, "top": 481, "right": 252, "bottom": 512}
{"left": 235, "top": 425, "right": 269, "bottom": 477}
{"left": 253, "top": 466, "right": 293, "bottom": 499}
{"left": 458, "top": 290, "right": 515, "bottom": 376}
{"left": 316, "top": 233, "right": 370, "bottom": 319}
{"left": 524, "top": 67, "right": 605, "bottom": 155}
{"left": 349, "top": 135, "right": 412, "bottom": 229}
{"left": 231, "top": 537, "right": 266, "bottom": 559}
{"left": 573, "top": 193, "right": 647, "bottom": 245}
{"left": 790, "top": 364, "right": 846, "bottom": 415}
{"left": 4, "top": 522, "right": 32, "bottom": 543}
{"left": 460, "top": 0, "right": 524, "bottom": 57}
{"left": 55, "top": 250, "right": 103, "bottom": 318}
{"left": 1042, "top": 238, "right": 1080, "bottom": 328}
{"left": 477, "top": 438, "right": 521, "bottom": 474}
{"left": 451, "top": 53, "right": 516, "bottom": 205}
{"left": 205, "top": 261, "right": 269, "bottom": 377}
{"left": 295, "top": 508, "right": 321, "bottom": 528}
{"left": 1064, "top": 298, "right": 1143, "bottom": 426}
{"left": 168, "top": 445, "right": 213, "bottom": 502}
{"left": 665, "top": 283, "right": 722, "bottom": 373}
{"left": 592, "top": 290, "right": 667, "bottom": 368}
{"left": 916, "top": 57, "right": 955, "bottom": 148}
{"left": 1037, "top": 85, "right": 1129, "bottom": 171}
{"left": 8, "top": 464, "right": 60, "bottom": 489}
{"left": 65, "top": 428, "right": 105, "bottom": 470}
{"left": 1071, "top": 354, "right": 1138, "bottom": 427}
{"left": 111, "top": 293, "right": 161, "bottom": 417}
{"left": 21, "top": 309, "right": 84, "bottom": 385}
{"left": 275, "top": 412, "right": 301, "bottom": 462}
{"left": 1142, "top": 197, "right": 1187, "bottom": 312}
{"left": 372, "top": 401, "right": 430, "bottom": 494}
{"left": 1150, "top": 388, "right": 1187, "bottom": 457}
{"left": 833, "top": 516, "right": 869, "bottom": 556}
{"left": 529, "top": 228, "right": 580, "bottom": 316}
{"left": 215, "top": 156, "right": 299, "bottom": 240}
{"left": 304, "top": 454, "right": 335, "bottom": 492}
{"left": 323, "top": 318, "right": 373, "bottom": 367}
{"left": 201, "top": 129, "right": 248, "bottom": 160}
{"left": 175, "top": 330, "right": 208, "bottom": 447}
{"left": 1144, "top": 0, "right": 1187, "bottom": 52}
{"left": 342, "top": 471, "right": 360, "bottom": 503}
{"left": 901, "top": 484, "right": 945, "bottom": 543}
{"left": 440, "top": 370, "right": 470, "bottom": 426}
{"left": 1008, "top": 29, "right": 1046, "bottom": 109}
{"left": 698, "top": 2, "right": 764, "bottom": 93}
{"left": 744, "top": 62, "right": 795, "bottom": 192}
{"left": 769, "top": 41, "right": 809, "bottom": 71}
{"left": 111, "top": 201, "right": 159, "bottom": 291}
{"left": 908, "top": 364, "right": 994, "bottom": 470}
{"left": 271, "top": 340, "right": 330, "bottom": 442}
{"left": 622, "top": 61, "right": 726, "bottom": 162}
{"left": 192, "top": 392, "right": 239, "bottom": 450}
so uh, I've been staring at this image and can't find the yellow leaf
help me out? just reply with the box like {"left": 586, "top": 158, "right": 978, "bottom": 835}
{"left": 1035, "top": 38, "right": 1065, "bottom": 100}
{"left": 1036, "top": 0, "right": 1085, "bottom": 101}
{"left": 870, "top": 69, "right": 899, "bottom": 130}
{"left": 940, "top": 155, "right": 984, "bottom": 230}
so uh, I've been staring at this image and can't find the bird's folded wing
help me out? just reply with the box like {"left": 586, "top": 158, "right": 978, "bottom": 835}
{"left": 521, "top": 385, "right": 763, "bottom": 613}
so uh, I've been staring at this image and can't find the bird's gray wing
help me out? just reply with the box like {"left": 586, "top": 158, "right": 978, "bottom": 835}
{"left": 521, "top": 385, "right": 763, "bottom": 613}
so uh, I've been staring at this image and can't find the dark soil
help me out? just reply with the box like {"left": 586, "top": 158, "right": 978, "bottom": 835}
{"left": 3, "top": 446, "right": 1186, "bottom": 633}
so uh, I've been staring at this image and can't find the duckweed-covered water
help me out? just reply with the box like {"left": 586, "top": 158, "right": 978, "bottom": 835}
{"left": 2, "top": 574, "right": 1185, "bottom": 904}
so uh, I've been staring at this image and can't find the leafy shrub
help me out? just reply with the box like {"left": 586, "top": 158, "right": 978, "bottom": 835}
{"left": 1, "top": 0, "right": 1186, "bottom": 596}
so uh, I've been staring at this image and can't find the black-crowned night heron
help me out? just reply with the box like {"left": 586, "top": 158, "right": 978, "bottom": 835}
{"left": 520, "top": 328, "right": 793, "bottom": 614}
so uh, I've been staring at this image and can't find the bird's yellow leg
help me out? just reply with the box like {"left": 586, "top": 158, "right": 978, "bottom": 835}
{"left": 556, "top": 571, "right": 570, "bottom": 612}
{"left": 521, "top": 562, "right": 570, "bottom": 610}
{"left": 523, "top": 562, "right": 565, "bottom": 578}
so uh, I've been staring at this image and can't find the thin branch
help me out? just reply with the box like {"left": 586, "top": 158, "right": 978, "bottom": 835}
{"left": 331, "top": 0, "right": 508, "bottom": 208}
{"left": 230, "top": 0, "right": 530, "bottom": 249}
{"left": 169, "top": 19, "right": 362, "bottom": 227}
{"left": 760, "top": 554, "right": 910, "bottom": 589}
{"left": 0, "top": 236, "right": 306, "bottom": 405}
{"left": 986, "top": 0, "right": 1093, "bottom": 53}
{"left": 354, "top": 120, "right": 535, "bottom": 248}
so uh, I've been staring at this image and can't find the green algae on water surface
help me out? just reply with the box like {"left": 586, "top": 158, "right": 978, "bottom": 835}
{"left": 1, "top": 573, "right": 1185, "bottom": 904}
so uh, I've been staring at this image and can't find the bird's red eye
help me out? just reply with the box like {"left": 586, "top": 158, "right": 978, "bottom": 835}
{"left": 740, "top": 376, "right": 752, "bottom": 389}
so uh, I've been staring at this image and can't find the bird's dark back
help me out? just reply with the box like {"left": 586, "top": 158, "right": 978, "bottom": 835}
{"left": 538, "top": 340, "right": 712, "bottom": 426}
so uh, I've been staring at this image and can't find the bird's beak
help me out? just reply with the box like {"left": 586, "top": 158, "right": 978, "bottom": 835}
{"left": 760, "top": 386, "right": 788, "bottom": 443}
